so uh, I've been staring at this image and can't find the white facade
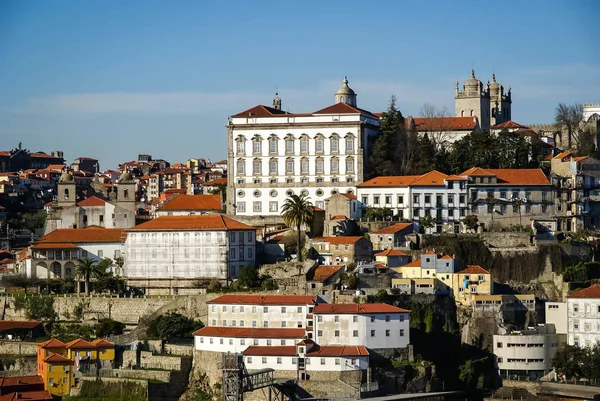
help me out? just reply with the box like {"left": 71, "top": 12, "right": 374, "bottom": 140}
{"left": 357, "top": 185, "right": 411, "bottom": 220}
{"left": 206, "top": 300, "right": 314, "bottom": 329}
{"left": 411, "top": 181, "right": 468, "bottom": 232}
{"left": 494, "top": 326, "right": 564, "bottom": 377}
{"left": 546, "top": 302, "right": 568, "bottom": 335}
{"left": 227, "top": 80, "right": 380, "bottom": 216}
{"left": 567, "top": 291, "right": 600, "bottom": 347}
{"left": 124, "top": 216, "right": 256, "bottom": 280}
{"left": 244, "top": 354, "right": 368, "bottom": 372}
{"left": 195, "top": 332, "right": 305, "bottom": 354}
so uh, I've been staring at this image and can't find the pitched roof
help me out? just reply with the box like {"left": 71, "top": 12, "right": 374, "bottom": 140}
{"left": 462, "top": 168, "right": 550, "bottom": 185}
{"left": 492, "top": 120, "right": 528, "bottom": 129}
{"left": 194, "top": 327, "right": 306, "bottom": 338}
{"left": 159, "top": 194, "right": 222, "bottom": 211}
{"left": 461, "top": 167, "right": 496, "bottom": 176}
{"left": 373, "top": 223, "right": 413, "bottom": 235}
{"left": 375, "top": 249, "right": 407, "bottom": 257}
{"left": 314, "top": 303, "right": 410, "bottom": 314}
{"left": 411, "top": 116, "right": 478, "bottom": 131}
{"left": 208, "top": 295, "right": 316, "bottom": 305}
{"left": 204, "top": 177, "right": 228, "bottom": 186}
{"left": 409, "top": 170, "right": 449, "bottom": 187}
{"left": 30, "top": 243, "right": 81, "bottom": 250}
{"left": 553, "top": 152, "right": 572, "bottom": 160}
{"left": 401, "top": 260, "right": 422, "bottom": 268}
{"left": 33, "top": 227, "right": 124, "bottom": 244}
{"left": 312, "top": 236, "right": 363, "bottom": 245}
{"left": 90, "top": 339, "right": 114, "bottom": 347}
{"left": 457, "top": 265, "right": 490, "bottom": 275}
{"left": 311, "top": 265, "right": 343, "bottom": 283}
{"left": 77, "top": 196, "right": 106, "bottom": 207}
{"left": 313, "top": 103, "right": 365, "bottom": 115}
{"left": 43, "top": 354, "right": 72, "bottom": 364}
{"left": 130, "top": 215, "right": 253, "bottom": 231}
{"left": 231, "top": 105, "right": 290, "bottom": 118}
{"left": 242, "top": 345, "right": 369, "bottom": 357}
{"left": 358, "top": 175, "right": 420, "bottom": 188}
{"left": 330, "top": 215, "right": 348, "bottom": 221}
{"left": 38, "top": 338, "right": 66, "bottom": 349}
{"left": 568, "top": 284, "right": 600, "bottom": 299}
{"left": 0, "top": 375, "right": 44, "bottom": 388}
{"left": 65, "top": 338, "right": 96, "bottom": 349}
{"left": 0, "top": 391, "right": 53, "bottom": 401}
{"left": 0, "top": 320, "right": 42, "bottom": 331}
{"left": 340, "top": 193, "right": 357, "bottom": 200}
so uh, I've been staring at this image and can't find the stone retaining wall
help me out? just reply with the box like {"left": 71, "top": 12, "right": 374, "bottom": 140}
{"left": 0, "top": 341, "right": 37, "bottom": 356}
{"left": 99, "top": 368, "right": 172, "bottom": 383}
{"left": 140, "top": 351, "right": 183, "bottom": 371}
{"left": 0, "top": 356, "right": 37, "bottom": 377}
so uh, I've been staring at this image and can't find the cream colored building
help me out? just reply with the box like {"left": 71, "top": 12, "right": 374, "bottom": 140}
{"left": 545, "top": 301, "right": 567, "bottom": 335}
{"left": 567, "top": 284, "right": 600, "bottom": 348}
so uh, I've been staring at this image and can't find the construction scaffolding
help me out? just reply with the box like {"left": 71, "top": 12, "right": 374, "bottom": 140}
{"left": 222, "top": 353, "right": 291, "bottom": 401}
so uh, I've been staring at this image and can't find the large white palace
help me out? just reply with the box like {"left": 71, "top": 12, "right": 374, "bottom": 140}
{"left": 226, "top": 78, "right": 380, "bottom": 217}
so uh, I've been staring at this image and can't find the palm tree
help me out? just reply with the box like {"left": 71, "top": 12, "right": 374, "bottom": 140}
{"left": 75, "top": 258, "right": 105, "bottom": 296}
{"left": 281, "top": 193, "right": 314, "bottom": 262}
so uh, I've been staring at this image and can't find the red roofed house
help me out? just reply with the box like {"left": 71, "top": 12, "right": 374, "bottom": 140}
{"left": 155, "top": 194, "right": 223, "bottom": 217}
{"left": 0, "top": 320, "right": 43, "bottom": 340}
{"left": 407, "top": 115, "right": 480, "bottom": 148}
{"left": 306, "top": 264, "right": 345, "bottom": 294}
{"left": 124, "top": 215, "right": 256, "bottom": 294}
{"left": 227, "top": 78, "right": 380, "bottom": 219}
{"left": 462, "top": 167, "right": 553, "bottom": 231}
{"left": 453, "top": 265, "right": 493, "bottom": 305}
{"left": 323, "top": 192, "right": 362, "bottom": 237}
{"left": 26, "top": 227, "right": 124, "bottom": 282}
{"left": 374, "top": 248, "right": 410, "bottom": 268}
{"left": 567, "top": 284, "right": 600, "bottom": 347}
{"left": 311, "top": 236, "right": 372, "bottom": 265}
{"left": 370, "top": 223, "right": 414, "bottom": 251}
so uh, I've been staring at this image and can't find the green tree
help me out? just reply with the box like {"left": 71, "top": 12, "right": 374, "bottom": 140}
{"left": 235, "top": 267, "right": 260, "bottom": 289}
{"left": 553, "top": 343, "right": 589, "bottom": 378}
{"left": 13, "top": 296, "right": 57, "bottom": 321}
{"left": 364, "top": 207, "right": 393, "bottom": 220}
{"left": 496, "top": 131, "right": 530, "bottom": 168}
{"left": 462, "top": 215, "right": 478, "bottom": 231}
{"left": 75, "top": 258, "right": 105, "bottom": 296}
{"left": 281, "top": 193, "right": 313, "bottom": 262}
{"left": 416, "top": 133, "right": 436, "bottom": 173}
{"left": 1, "top": 274, "right": 39, "bottom": 295}
{"left": 146, "top": 313, "right": 204, "bottom": 340}
{"left": 261, "top": 278, "right": 278, "bottom": 291}
{"left": 95, "top": 319, "right": 126, "bottom": 337}
{"left": 419, "top": 214, "right": 435, "bottom": 233}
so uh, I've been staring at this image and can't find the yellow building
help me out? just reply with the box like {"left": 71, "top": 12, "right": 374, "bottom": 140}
{"left": 91, "top": 339, "right": 115, "bottom": 367}
{"left": 392, "top": 259, "right": 422, "bottom": 279}
{"left": 65, "top": 338, "right": 97, "bottom": 361}
{"left": 374, "top": 248, "right": 410, "bottom": 268}
{"left": 452, "top": 265, "right": 492, "bottom": 305}
{"left": 40, "top": 353, "right": 73, "bottom": 397}
{"left": 37, "top": 339, "right": 67, "bottom": 375}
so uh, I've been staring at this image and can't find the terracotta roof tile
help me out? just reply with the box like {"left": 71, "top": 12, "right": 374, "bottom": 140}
{"left": 312, "top": 236, "right": 363, "bottom": 245}
{"left": 311, "top": 265, "right": 343, "bottom": 283}
{"left": 159, "top": 194, "right": 222, "bottom": 211}
{"left": 340, "top": 193, "right": 357, "bottom": 200}
{"left": 0, "top": 390, "right": 53, "bottom": 401}
{"left": 568, "top": 284, "right": 600, "bottom": 299}
{"left": 30, "top": 243, "right": 80, "bottom": 250}
{"left": 0, "top": 375, "right": 44, "bottom": 388}
{"left": 232, "top": 105, "right": 290, "bottom": 118}
{"left": 77, "top": 196, "right": 106, "bottom": 207}
{"left": 65, "top": 338, "right": 95, "bottom": 349}
{"left": 373, "top": 223, "right": 413, "bottom": 235}
{"left": 411, "top": 117, "right": 478, "bottom": 131}
{"left": 409, "top": 170, "right": 449, "bottom": 187}
{"left": 358, "top": 175, "right": 420, "bottom": 188}
{"left": 314, "top": 303, "right": 410, "bottom": 314}
{"left": 33, "top": 228, "right": 124, "bottom": 244}
{"left": 457, "top": 265, "right": 490, "bottom": 275}
{"left": 401, "top": 260, "right": 422, "bottom": 268}
{"left": 208, "top": 295, "right": 316, "bottom": 305}
{"left": 0, "top": 320, "right": 42, "bottom": 331}
{"left": 313, "top": 103, "right": 372, "bottom": 115}
{"left": 130, "top": 215, "right": 253, "bottom": 231}
{"left": 330, "top": 215, "right": 348, "bottom": 221}
{"left": 375, "top": 249, "right": 407, "bottom": 257}
{"left": 492, "top": 121, "right": 528, "bottom": 129}
{"left": 193, "top": 327, "right": 306, "bottom": 338}
{"left": 242, "top": 345, "right": 369, "bottom": 357}
{"left": 461, "top": 168, "right": 550, "bottom": 185}
{"left": 204, "top": 177, "right": 228, "bottom": 186}
{"left": 43, "top": 354, "right": 72, "bottom": 363}
{"left": 90, "top": 339, "right": 114, "bottom": 347}
{"left": 37, "top": 339, "right": 66, "bottom": 349}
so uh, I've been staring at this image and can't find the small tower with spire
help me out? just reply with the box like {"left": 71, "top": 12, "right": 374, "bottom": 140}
{"left": 272, "top": 93, "right": 281, "bottom": 110}
{"left": 335, "top": 76, "right": 357, "bottom": 107}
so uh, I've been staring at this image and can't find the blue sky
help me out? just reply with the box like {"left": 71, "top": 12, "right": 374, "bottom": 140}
{"left": 1, "top": 0, "right": 598, "bottom": 170}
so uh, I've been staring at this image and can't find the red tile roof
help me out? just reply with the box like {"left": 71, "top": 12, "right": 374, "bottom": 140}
{"left": 492, "top": 121, "right": 528, "bottom": 129}
{"left": 33, "top": 227, "right": 124, "bottom": 244}
{"left": 330, "top": 215, "right": 348, "bottom": 221}
{"left": 375, "top": 249, "right": 407, "bottom": 257}
{"left": 358, "top": 175, "right": 420, "bottom": 188}
{"left": 568, "top": 284, "right": 600, "bottom": 299}
{"left": 461, "top": 168, "right": 550, "bottom": 185}
{"left": 461, "top": 167, "right": 496, "bottom": 176}
{"left": 0, "top": 391, "right": 53, "bottom": 401}
{"left": 411, "top": 117, "right": 478, "bottom": 131}
{"left": 0, "top": 375, "right": 44, "bottom": 388}
{"left": 553, "top": 152, "right": 572, "bottom": 160}
{"left": 373, "top": 223, "right": 413, "bottom": 235}
{"left": 311, "top": 265, "right": 343, "bottom": 283}
{"left": 232, "top": 105, "right": 290, "bottom": 118}
{"left": 0, "top": 320, "right": 42, "bottom": 331}
{"left": 313, "top": 103, "right": 368, "bottom": 115}
{"left": 30, "top": 243, "right": 80, "bottom": 250}
{"left": 77, "top": 196, "right": 106, "bottom": 207}
{"left": 65, "top": 338, "right": 96, "bottom": 349}
{"left": 90, "top": 339, "right": 114, "bottom": 347}
{"left": 340, "top": 193, "right": 357, "bottom": 200}
{"left": 409, "top": 170, "right": 449, "bottom": 187}
{"left": 401, "top": 260, "right": 422, "bottom": 268}
{"left": 457, "top": 265, "right": 490, "bottom": 275}
{"left": 314, "top": 303, "right": 410, "bottom": 314}
{"left": 43, "top": 354, "right": 72, "bottom": 364}
{"left": 242, "top": 345, "right": 369, "bottom": 357}
{"left": 159, "top": 194, "right": 222, "bottom": 211}
{"left": 194, "top": 327, "right": 306, "bottom": 338}
{"left": 130, "top": 215, "right": 253, "bottom": 231}
{"left": 204, "top": 177, "right": 228, "bottom": 186}
{"left": 208, "top": 295, "right": 316, "bottom": 305}
{"left": 312, "top": 236, "right": 363, "bottom": 245}
{"left": 38, "top": 339, "right": 66, "bottom": 349}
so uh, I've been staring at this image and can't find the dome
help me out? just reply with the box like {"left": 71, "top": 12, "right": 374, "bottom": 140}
{"left": 118, "top": 171, "right": 133, "bottom": 182}
{"left": 336, "top": 76, "right": 356, "bottom": 96}
{"left": 463, "top": 70, "right": 481, "bottom": 89}
{"left": 58, "top": 170, "right": 74, "bottom": 183}
{"left": 489, "top": 74, "right": 501, "bottom": 91}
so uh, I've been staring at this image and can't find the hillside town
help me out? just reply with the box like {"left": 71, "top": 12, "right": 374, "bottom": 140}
{"left": 0, "top": 70, "right": 600, "bottom": 401}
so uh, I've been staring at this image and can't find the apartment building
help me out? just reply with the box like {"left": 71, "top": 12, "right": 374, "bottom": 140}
{"left": 310, "top": 236, "right": 373, "bottom": 265}
{"left": 567, "top": 284, "right": 600, "bottom": 347}
{"left": 545, "top": 301, "right": 568, "bottom": 335}
{"left": 370, "top": 223, "right": 414, "bottom": 251}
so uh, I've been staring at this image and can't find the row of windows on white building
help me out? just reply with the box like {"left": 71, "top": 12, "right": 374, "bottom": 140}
{"left": 236, "top": 135, "right": 356, "bottom": 156}
{"left": 127, "top": 232, "right": 254, "bottom": 244}
{"left": 236, "top": 157, "right": 355, "bottom": 176}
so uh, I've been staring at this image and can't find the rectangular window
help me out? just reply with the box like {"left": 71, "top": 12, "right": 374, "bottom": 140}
{"left": 247, "top": 356, "right": 252, "bottom": 363}
{"left": 373, "top": 196, "right": 380, "bottom": 205}
{"left": 385, "top": 195, "right": 391, "bottom": 205}
{"left": 335, "top": 358, "right": 341, "bottom": 365}
{"left": 371, "top": 330, "right": 375, "bottom": 337}
{"left": 400, "top": 329, "right": 405, "bottom": 337}
{"left": 386, "top": 329, "right": 390, "bottom": 337}
{"left": 317, "top": 330, "right": 323, "bottom": 337}
{"left": 281, "top": 321, "right": 286, "bottom": 328}
{"left": 286, "top": 140, "right": 294, "bottom": 154}
{"left": 253, "top": 202, "right": 261, "bottom": 212}
{"left": 353, "top": 316, "right": 358, "bottom": 323}
{"left": 346, "top": 138, "right": 353, "bottom": 152}
{"left": 346, "top": 158, "right": 354, "bottom": 173}
{"left": 317, "top": 315, "right": 322, "bottom": 322}
{"left": 316, "top": 139, "right": 324, "bottom": 153}
{"left": 277, "top": 357, "right": 282, "bottom": 364}
{"left": 237, "top": 202, "right": 245, "bottom": 213}
{"left": 353, "top": 330, "right": 358, "bottom": 337}
{"left": 253, "top": 141, "right": 261, "bottom": 154}
{"left": 321, "top": 358, "right": 326, "bottom": 365}
{"left": 370, "top": 316, "right": 375, "bottom": 322}
{"left": 286, "top": 160, "right": 293, "bottom": 174}
{"left": 331, "top": 138, "right": 338, "bottom": 152}
{"left": 269, "top": 201, "right": 278, "bottom": 212}
{"left": 331, "top": 159, "right": 339, "bottom": 173}
{"left": 300, "top": 139, "right": 308, "bottom": 153}
{"left": 334, "top": 316, "right": 339, "bottom": 323}
{"left": 385, "top": 315, "right": 390, "bottom": 322}
{"left": 262, "top": 357, "right": 267, "bottom": 364}
{"left": 335, "top": 330, "right": 340, "bottom": 337}
{"left": 269, "top": 140, "right": 277, "bottom": 154}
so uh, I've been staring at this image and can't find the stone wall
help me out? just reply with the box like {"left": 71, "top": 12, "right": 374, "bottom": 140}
{"left": 164, "top": 344, "right": 193, "bottom": 356}
{"left": 140, "top": 351, "right": 184, "bottom": 371}
{"left": 0, "top": 356, "right": 37, "bottom": 377}
{"left": 191, "top": 350, "right": 223, "bottom": 387}
{"left": 0, "top": 341, "right": 37, "bottom": 356}
{"left": 99, "top": 368, "right": 172, "bottom": 382}
{"left": 481, "top": 232, "right": 531, "bottom": 248}
{"left": 122, "top": 350, "right": 137, "bottom": 369}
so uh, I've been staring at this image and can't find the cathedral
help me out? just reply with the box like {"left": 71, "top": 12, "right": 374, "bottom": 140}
{"left": 454, "top": 70, "right": 512, "bottom": 130}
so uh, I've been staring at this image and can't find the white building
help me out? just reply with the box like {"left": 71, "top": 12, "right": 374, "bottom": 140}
{"left": 357, "top": 170, "right": 468, "bottom": 233}
{"left": 26, "top": 227, "right": 123, "bottom": 279}
{"left": 226, "top": 78, "right": 380, "bottom": 216}
{"left": 567, "top": 284, "right": 600, "bottom": 347}
{"left": 494, "top": 325, "right": 565, "bottom": 379}
{"left": 123, "top": 215, "right": 256, "bottom": 294}
{"left": 314, "top": 303, "right": 410, "bottom": 350}
{"left": 545, "top": 302, "right": 568, "bottom": 335}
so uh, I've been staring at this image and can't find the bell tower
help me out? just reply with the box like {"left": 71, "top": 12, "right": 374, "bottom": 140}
{"left": 57, "top": 170, "right": 76, "bottom": 208}
{"left": 116, "top": 171, "right": 136, "bottom": 213}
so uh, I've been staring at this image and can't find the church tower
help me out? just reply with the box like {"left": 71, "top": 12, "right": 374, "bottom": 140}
{"left": 57, "top": 170, "right": 76, "bottom": 208}
{"left": 116, "top": 171, "right": 136, "bottom": 213}
{"left": 488, "top": 74, "right": 512, "bottom": 126}
{"left": 272, "top": 93, "right": 281, "bottom": 110}
{"left": 335, "top": 76, "right": 357, "bottom": 107}
{"left": 454, "top": 70, "right": 491, "bottom": 130}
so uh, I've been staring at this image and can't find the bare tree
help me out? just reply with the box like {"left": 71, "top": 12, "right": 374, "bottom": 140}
{"left": 555, "top": 103, "right": 584, "bottom": 150}
{"left": 418, "top": 103, "right": 453, "bottom": 151}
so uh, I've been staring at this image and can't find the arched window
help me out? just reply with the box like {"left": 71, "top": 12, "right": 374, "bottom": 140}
{"left": 253, "top": 159, "right": 262, "bottom": 175}
{"left": 269, "top": 159, "right": 278, "bottom": 175}
{"left": 470, "top": 110, "right": 474, "bottom": 117}
{"left": 124, "top": 189, "right": 129, "bottom": 199}
{"left": 300, "top": 158, "right": 309, "bottom": 174}
{"left": 64, "top": 188, "right": 69, "bottom": 200}
{"left": 236, "top": 159, "right": 245, "bottom": 175}
{"left": 340, "top": 96, "right": 345, "bottom": 103}
{"left": 461, "top": 110, "right": 465, "bottom": 117}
